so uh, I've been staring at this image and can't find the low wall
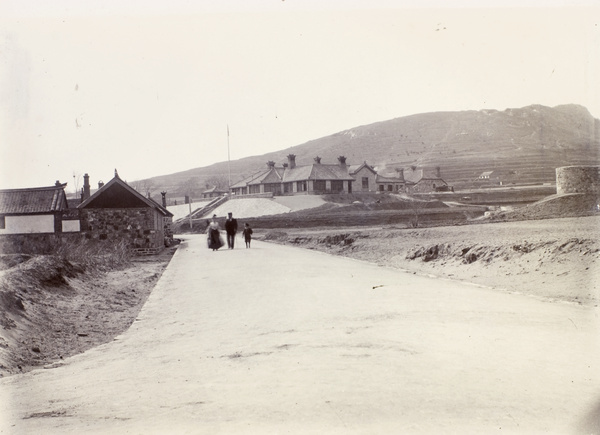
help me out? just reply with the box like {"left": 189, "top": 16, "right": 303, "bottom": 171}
{"left": 556, "top": 166, "right": 600, "bottom": 195}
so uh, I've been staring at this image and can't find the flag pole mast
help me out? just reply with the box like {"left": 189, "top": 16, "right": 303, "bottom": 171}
{"left": 227, "top": 124, "right": 231, "bottom": 192}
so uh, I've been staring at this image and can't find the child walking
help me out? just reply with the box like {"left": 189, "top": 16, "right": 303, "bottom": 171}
{"left": 242, "top": 223, "right": 253, "bottom": 248}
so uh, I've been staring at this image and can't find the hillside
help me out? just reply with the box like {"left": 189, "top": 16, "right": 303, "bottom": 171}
{"left": 146, "top": 104, "right": 599, "bottom": 200}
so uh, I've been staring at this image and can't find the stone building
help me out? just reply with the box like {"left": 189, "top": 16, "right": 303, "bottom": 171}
{"left": 78, "top": 172, "right": 173, "bottom": 254}
{"left": 230, "top": 155, "right": 355, "bottom": 196}
{"left": 404, "top": 166, "right": 449, "bottom": 193}
{"left": 556, "top": 166, "right": 600, "bottom": 195}
{"left": 348, "top": 162, "right": 379, "bottom": 192}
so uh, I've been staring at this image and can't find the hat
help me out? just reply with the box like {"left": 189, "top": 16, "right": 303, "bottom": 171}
{"left": 228, "top": 212, "right": 232, "bottom": 216}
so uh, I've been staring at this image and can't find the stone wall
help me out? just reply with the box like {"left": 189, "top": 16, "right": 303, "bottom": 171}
{"left": 80, "top": 208, "right": 165, "bottom": 252}
{"left": 556, "top": 166, "right": 600, "bottom": 195}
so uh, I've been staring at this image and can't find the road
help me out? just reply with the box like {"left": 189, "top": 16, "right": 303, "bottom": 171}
{"left": 1, "top": 235, "right": 599, "bottom": 434}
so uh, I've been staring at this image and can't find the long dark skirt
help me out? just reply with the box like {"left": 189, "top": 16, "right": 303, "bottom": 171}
{"left": 208, "top": 229, "right": 223, "bottom": 250}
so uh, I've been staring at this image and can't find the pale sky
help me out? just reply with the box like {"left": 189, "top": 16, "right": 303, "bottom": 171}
{"left": 1, "top": 0, "right": 598, "bottom": 191}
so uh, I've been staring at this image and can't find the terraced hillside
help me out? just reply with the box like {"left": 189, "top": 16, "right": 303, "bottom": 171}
{"left": 145, "top": 104, "right": 599, "bottom": 198}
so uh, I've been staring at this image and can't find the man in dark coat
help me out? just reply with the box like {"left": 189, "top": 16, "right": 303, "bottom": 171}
{"left": 224, "top": 212, "right": 238, "bottom": 249}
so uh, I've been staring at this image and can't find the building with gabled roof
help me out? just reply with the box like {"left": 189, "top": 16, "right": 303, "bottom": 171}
{"left": 78, "top": 171, "right": 173, "bottom": 254}
{"left": 201, "top": 186, "right": 228, "bottom": 199}
{"left": 0, "top": 181, "right": 74, "bottom": 234}
{"left": 403, "top": 166, "right": 449, "bottom": 193}
{"left": 375, "top": 172, "right": 406, "bottom": 192}
{"left": 348, "top": 162, "right": 379, "bottom": 192}
{"left": 231, "top": 155, "right": 355, "bottom": 196}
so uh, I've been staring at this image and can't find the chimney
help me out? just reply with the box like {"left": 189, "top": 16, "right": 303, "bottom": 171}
{"left": 55, "top": 180, "right": 61, "bottom": 186}
{"left": 435, "top": 166, "right": 441, "bottom": 178}
{"left": 337, "top": 155, "right": 347, "bottom": 168}
{"left": 395, "top": 168, "right": 405, "bottom": 181}
{"left": 83, "top": 173, "right": 91, "bottom": 200}
{"left": 287, "top": 154, "right": 296, "bottom": 169}
{"left": 161, "top": 191, "right": 167, "bottom": 208}
{"left": 283, "top": 163, "right": 288, "bottom": 168}
{"left": 267, "top": 160, "right": 275, "bottom": 169}
{"left": 314, "top": 156, "right": 321, "bottom": 164}
{"left": 98, "top": 180, "right": 104, "bottom": 189}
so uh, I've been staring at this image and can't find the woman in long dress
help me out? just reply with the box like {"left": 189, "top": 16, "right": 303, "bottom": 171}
{"left": 207, "top": 215, "right": 223, "bottom": 251}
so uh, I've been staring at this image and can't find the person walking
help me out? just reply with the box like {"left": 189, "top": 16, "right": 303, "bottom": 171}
{"left": 206, "top": 215, "right": 223, "bottom": 251}
{"left": 224, "top": 212, "right": 238, "bottom": 249}
{"left": 242, "top": 223, "right": 253, "bottom": 248}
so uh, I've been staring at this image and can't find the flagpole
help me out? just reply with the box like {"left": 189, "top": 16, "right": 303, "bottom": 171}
{"left": 227, "top": 124, "right": 231, "bottom": 192}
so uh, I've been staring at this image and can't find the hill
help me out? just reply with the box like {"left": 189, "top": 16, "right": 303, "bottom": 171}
{"left": 145, "top": 104, "right": 599, "bottom": 201}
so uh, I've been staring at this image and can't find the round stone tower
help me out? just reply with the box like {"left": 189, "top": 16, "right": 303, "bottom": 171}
{"left": 555, "top": 166, "right": 600, "bottom": 195}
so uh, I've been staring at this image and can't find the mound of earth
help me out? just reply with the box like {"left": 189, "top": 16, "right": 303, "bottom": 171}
{"left": 259, "top": 216, "right": 600, "bottom": 307}
{"left": 486, "top": 193, "right": 600, "bottom": 222}
{"left": 0, "top": 248, "right": 176, "bottom": 377}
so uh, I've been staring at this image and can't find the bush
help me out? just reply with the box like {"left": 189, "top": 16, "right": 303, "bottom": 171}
{"left": 54, "top": 238, "right": 133, "bottom": 271}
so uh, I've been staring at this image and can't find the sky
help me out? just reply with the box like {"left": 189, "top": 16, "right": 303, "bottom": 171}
{"left": 1, "top": 0, "right": 599, "bottom": 193}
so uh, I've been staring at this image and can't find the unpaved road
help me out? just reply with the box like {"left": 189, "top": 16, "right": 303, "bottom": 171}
{"left": 1, "top": 235, "right": 599, "bottom": 434}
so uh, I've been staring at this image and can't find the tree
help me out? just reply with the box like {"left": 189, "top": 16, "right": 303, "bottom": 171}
{"left": 179, "top": 177, "right": 201, "bottom": 197}
{"left": 132, "top": 179, "right": 155, "bottom": 198}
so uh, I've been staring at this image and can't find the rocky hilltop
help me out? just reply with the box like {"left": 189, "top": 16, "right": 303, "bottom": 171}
{"left": 146, "top": 104, "right": 599, "bottom": 197}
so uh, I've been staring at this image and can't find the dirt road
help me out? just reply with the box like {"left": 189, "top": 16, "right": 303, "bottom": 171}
{"left": 1, "top": 235, "right": 599, "bottom": 434}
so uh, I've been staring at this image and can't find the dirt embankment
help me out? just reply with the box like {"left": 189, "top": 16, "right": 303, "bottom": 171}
{"left": 0, "top": 247, "right": 177, "bottom": 377}
{"left": 260, "top": 216, "right": 600, "bottom": 307}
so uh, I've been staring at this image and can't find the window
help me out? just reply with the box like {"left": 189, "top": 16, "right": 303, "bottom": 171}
{"left": 388, "top": 185, "right": 393, "bottom": 191}
{"left": 362, "top": 177, "right": 369, "bottom": 189}
{"left": 314, "top": 180, "right": 326, "bottom": 191}
{"left": 331, "top": 180, "right": 343, "bottom": 192}
{"left": 297, "top": 181, "right": 307, "bottom": 192}
{"left": 0, "top": 215, "right": 4, "bottom": 229}
{"left": 264, "top": 183, "right": 282, "bottom": 194}
{"left": 379, "top": 185, "right": 384, "bottom": 191}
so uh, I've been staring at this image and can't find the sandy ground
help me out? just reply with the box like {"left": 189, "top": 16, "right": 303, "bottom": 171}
{"left": 206, "top": 198, "right": 291, "bottom": 219}
{"left": 0, "top": 248, "right": 176, "bottom": 377}
{"left": 1, "top": 235, "right": 599, "bottom": 434}
{"left": 260, "top": 216, "right": 600, "bottom": 307}
{"left": 272, "top": 195, "right": 327, "bottom": 211}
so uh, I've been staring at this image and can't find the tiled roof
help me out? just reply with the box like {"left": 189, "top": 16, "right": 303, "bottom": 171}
{"left": 261, "top": 168, "right": 284, "bottom": 183}
{"left": 309, "top": 164, "right": 355, "bottom": 181}
{"left": 0, "top": 184, "right": 68, "bottom": 214}
{"left": 281, "top": 166, "right": 313, "bottom": 182}
{"left": 376, "top": 174, "right": 404, "bottom": 183}
{"left": 349, "top": 162, "right": 377, "bottom": 175}
{"left": 235, "top": 161, "right": 355, "bottom": 187}
{"left": 231, "top": 170, "right": 270, "bottom": 188}
{"left": 203, "top": 186, "right": 227, "bottom": 194}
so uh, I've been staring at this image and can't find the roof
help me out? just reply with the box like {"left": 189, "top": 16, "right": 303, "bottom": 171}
{"left": 403, "top": 168, "right": 445, "bottom": 184}
{"left": 78, "top": 175, "right": 173, "bottom": 217}
{"left": 308, "top": 164, "right": 355, "bottom": 181}
{"left": 230, "top": 169, "right": 271, "bottom": 189}
{"left": 0, "top": 184, "right": 68, "bottom": 214}
{"left": 349, "top": 162, "right": 377, "bottom": 176}
{"left": 280, "top": 165, "right": 314, "bottom": 182}
{"left": 202, "top": 186, "right": 228, "bottom": 194}
{"left": 233, "top": 161, "right": 355, "bottom": 188}
{"left": 479, "top": 171, "right": 494, "bottom": 177}
{"left": 375, "top": 174, "right": 405, "bottom": 183}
